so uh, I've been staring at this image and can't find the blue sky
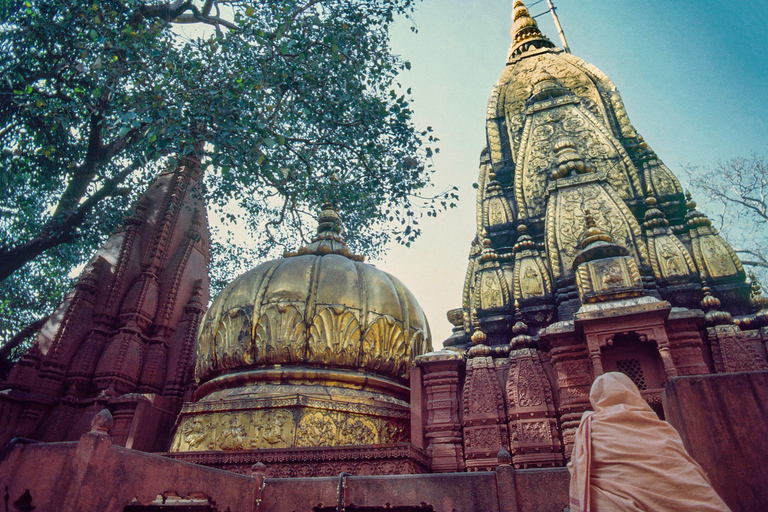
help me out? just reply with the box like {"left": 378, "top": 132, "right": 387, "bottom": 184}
{"left": 377, "top": 0, "right": 768, "bottom": 344}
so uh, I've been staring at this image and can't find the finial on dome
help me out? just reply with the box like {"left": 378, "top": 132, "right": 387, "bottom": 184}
{"left": 509, "top": 0, "right": 554, "bottom": 60}
{"left": 701, "top": 285, "right": 732, "bottom": 326}
{"left": 285, "top": 204, "right": 365, "bottom": 261}
{"left": 580, "top": 211, "right": 613, "bottom": 249}
{"left": 479, "top": 233, "right": 499, "bottom": 263}
{"left": 316, "top": 202, "right": 343, "bottom": 237}
{"left": 684, "top": 190, "right": 712, "bottom": 228}
{"left": 643, "top": 196, "right": 669, "bottom": 230}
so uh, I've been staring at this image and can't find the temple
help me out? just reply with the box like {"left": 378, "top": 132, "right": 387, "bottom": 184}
{"left": 1, "top": 2, "right": 767, "bottom": 511}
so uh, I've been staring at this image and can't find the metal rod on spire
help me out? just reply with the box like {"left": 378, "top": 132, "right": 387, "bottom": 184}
{"left": 545, "top": 0, "right": 570, "bottom": 53}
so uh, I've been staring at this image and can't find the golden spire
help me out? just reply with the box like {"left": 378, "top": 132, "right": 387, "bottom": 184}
{"left": 509, "top": 0, "right": 554, "bottom": 59}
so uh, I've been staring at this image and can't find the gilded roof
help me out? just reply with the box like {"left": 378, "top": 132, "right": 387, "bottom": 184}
{"left": 196, "top": 206, "right": 432, "bottom": 385}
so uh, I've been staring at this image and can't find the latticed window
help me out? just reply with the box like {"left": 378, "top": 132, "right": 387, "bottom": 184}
{"left": 616, "top": 358, "right": 647, "bottom": 390}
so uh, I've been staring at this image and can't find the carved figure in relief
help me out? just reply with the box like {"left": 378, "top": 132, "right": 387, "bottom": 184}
{"left": 262, "top": 410, "right": 293, "bottom": 445}
{"left": 296, "top": 412, "right": 337, "bottom": 447}
{"left": 482, "top": 273, "right": 503, "bottom": 309}
{"left": 522, "top": 265, "right": 543, "bottom": 296}
{"left": 220, "top": 415, "right": 248, "bottom": 450}
{"left": 601, "top": 264, "right": 623, "bottom": 287}
{"left": 181, "top": 416, "right": 210, "bottom": 448}
{"left": 659, "top": 241, "right": 684, "bottom": 276}
{"left": 701, "top": 238, "right": 735, "bottom": 277}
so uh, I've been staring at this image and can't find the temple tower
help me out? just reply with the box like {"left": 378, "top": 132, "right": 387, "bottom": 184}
{"left": 421, "top": 0, "right": 768, "bottom": 470}
{"left": 0, "top": 156, "right": 210, "bottom": 452}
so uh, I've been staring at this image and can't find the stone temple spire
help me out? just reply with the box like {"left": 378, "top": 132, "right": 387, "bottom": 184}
{"left": 509, "top": 0, "right": 555, "bottom": 60}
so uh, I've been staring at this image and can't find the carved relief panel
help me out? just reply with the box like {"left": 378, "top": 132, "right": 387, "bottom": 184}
{"left": 462, "top": 356, "right": 509, "bottom": 471}
{"left": 514, "top": 100, "right": 640, "bottom": 221}
{"left": 506, "top": 348, "right": 562, "bottom": 468}
{"left": 171, "top": 406, "right": 408, "bottom": 452}
{"left": 544, "top": 179, "right": 647, "bottom": 280}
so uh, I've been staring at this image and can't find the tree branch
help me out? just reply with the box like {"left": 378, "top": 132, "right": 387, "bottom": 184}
{"left": 0, "top": 158, "right": 144, "bottom": 282}
{"left": 0, "top": 314, "right": 50, "bottom": 362}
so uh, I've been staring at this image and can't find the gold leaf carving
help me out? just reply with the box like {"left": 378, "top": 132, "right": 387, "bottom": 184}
{"left": 488, "top": 197, "right": 507, "bottom": 226}
{"left": 515, "top": 103, "right": 639, "bottom": 221}
{"left": 253, "top": 303, "right": 307, "bottom": 365}
{"left": 480, "top": 271, "right": 504, "bottom": 310}
{"left": 339, "top": 417, "right": 378, "bottom": 445}
{"left": 308, "top": 306, "right": 360, "bottom": 367}
{"left": 173, "top": 415, "right": 213, "bottom": 451}
{"left": 219, "top": 413, "right": 249, "bottom": 450}
{"left": 545, "top": 181, "right": 646, "bottom": 279}
{"left": 517, "top": 259, "right": 547, "bottom": 300}
{"left": 647, "top": 234, "right": 695, "bottom": 281}
{"left": 699, "top": 236, "right": 739, "bottom": 279}
{"left": 361, "top": 315, "right": 406, "bottom": 376}
{"left": 214, "top": 307, "right": 252, "bottom": 372}
{"left": 257, "top": 410, "right": 295, "bottom": 447}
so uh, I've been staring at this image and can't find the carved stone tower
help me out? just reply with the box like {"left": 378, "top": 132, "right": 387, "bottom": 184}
{"left": 0, "top": 156, "right": 210, "bottom": 452}
{"left": 419, "top": 0, "right": 768, "bottom": 471}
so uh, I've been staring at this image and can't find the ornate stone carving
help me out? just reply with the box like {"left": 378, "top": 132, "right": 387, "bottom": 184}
{"left": 462, "top": 356, "right": 508, "bottom": 471}
{"left": 545, "top": 178, "right": 647, "bottom": 280}
{"left": 708, "top": 325, "right": 768, "bottom": 373}
{"left": 506, "top": 348, "right": 563, "bottom": 468}
{"left": 166, "top": 444, "right": 429, "bottom": 477}
{"left": 417, "top": 351, "right": 465, "bottom": 472}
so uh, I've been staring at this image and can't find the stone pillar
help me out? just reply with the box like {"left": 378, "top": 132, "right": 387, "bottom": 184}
{"left": 462, "top": 355, "right": 508, "bottom": 471}
{"left": 416, "top": 350, "right": 465, "bottom": 473}
{"left": 506, "top": 347, "right": 563, "bottom": 468}
{"left": 541, "top": 323, "right": 592, "bottom": 460}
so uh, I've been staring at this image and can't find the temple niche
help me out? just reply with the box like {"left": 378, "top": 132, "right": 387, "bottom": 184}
{"left": 1, "top": 2, "right": 768, "bottom": 512}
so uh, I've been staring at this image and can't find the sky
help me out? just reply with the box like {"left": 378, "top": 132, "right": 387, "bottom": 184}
{"left": 372, "top": 0, "right": 768, "bottom": 345}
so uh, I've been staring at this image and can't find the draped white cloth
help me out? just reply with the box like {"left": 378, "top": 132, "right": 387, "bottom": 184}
{"left": 567, "top": 372, "right": 730, "bottom": 512}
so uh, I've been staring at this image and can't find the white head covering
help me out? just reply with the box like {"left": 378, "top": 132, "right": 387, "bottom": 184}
{"left": 567, "top": 372, "right": 730, "bottom": 512}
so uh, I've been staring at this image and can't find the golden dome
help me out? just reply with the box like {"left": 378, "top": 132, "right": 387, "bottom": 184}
{"left": 172, "top": 206, "right": 432, "bottom": 453}
{"left": 195, "top": 205, "right": 431, "bottom": 386}
{"left": 195, "top": 205, "right": 431, "bottom": 387}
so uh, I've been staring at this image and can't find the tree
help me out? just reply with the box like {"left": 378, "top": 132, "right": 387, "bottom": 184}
{"left": 686, "top": 156, "right": 768, "bottom": 281}
{"left": 0, "top": 0, "right": 455, "bottom": 362}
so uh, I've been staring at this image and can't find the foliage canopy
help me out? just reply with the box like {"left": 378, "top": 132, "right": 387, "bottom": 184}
{"left": 0, "top": 0, "right": 454, "bottom": 360}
